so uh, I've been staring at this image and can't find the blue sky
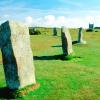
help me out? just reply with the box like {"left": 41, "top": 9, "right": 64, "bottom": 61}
{"left": 0, "top": 0, "right": 100, "bottom": 28}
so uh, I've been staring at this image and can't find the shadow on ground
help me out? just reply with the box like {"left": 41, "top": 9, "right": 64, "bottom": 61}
{"left": 0, "top": 84, "right": 40, "bottom": 99}
{"left": 0, "top": 87, "right": 18, "bottom": 99}
{"left": 34, "top": 54, "right": 63, "bottom": 60}
{"left": 33, "top": 54, "right": 81, "bottom": 61}
{"left": 72, "top": 41, "right": 78, "bottom": 45}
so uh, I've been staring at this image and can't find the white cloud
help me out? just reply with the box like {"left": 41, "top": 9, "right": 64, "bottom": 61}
{"left": 24, "top": 15, "right": 88, "bottom": 28}
{"left": 1, "top": 0, "right": 100, "bottom": 28}
{"left": 1, "top": 5, "right": 100, "bottom": 28}
{"left": 44, "top": 15, "right": 56, "bottom": 26}
{"left": 25, "top": 16, "right": 33, "bottom": 26}
{"left": 56, "top": 16, "right": 67, "bottom": 26}
{"left": 85, "top": 16, "right": 94, "bottom": 24}
{"left": 85, "top": 15, "right": 100, "bottom": 27}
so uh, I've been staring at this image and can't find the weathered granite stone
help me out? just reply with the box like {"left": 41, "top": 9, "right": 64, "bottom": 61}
{"left": 0, "top": 20, "right": 36, "bottom": 89}
{"left": 89, "top": 23, "right": 94, "bottom": 31}
{"left": 53, "top": 27, "right": 57, "bottom": 36}
{"left": 61, "top": 27, "right": 73, "bottom": 55}
{"left": 78, "top": 27, "right": 87, "bottom": 44}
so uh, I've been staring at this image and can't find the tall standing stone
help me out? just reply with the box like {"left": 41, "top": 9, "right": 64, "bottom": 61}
{"left": 0, "top": 20, "right": 36, "bottom": 89}
{"left": 78, "top": 27, "right": 87, "bottom": 44}
{"left": 89, "top": 23, "right": 94, "bottom": 31}
{"left": 61, "top": 27, "right": 73, "bottom": 56}
{"left": 53, "top": 27, "right": 57, "bottom": 36}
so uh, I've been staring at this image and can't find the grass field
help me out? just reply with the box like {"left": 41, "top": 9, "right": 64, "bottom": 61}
{"left": 0, "top": 29, "right": 100, "bottom": 100}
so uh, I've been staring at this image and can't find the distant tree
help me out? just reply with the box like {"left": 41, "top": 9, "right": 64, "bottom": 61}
{"left": 86, "top": 29, "right": 93, "bottom": 32}
{"left": 33, "top": 30, "right": 41, "bottom": 35}
{"left": 29, "top": 28, "right": 41, "bottom": 35}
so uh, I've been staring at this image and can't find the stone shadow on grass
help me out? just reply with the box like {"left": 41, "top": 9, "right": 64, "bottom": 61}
{"left": 33, "top": 54, "right": 63, "bottom": 60}
{"left": 0, "top": 84, "right": 40, "bottom": 99}
{"left": 0, "top": 87, "right": 17, "bottom": 99}
{"left": 33, "top": 55, "right": 81, "bottom": 60}
{"left": 72, "top": 41, "right": 78, "bottom": 45}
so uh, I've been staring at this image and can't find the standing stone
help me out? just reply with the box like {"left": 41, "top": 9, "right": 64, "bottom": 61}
{"left": 53, "top": 27, "right": 57, "bottom": 36}
{"left": 61, "top": 27, "right": 73, "bottom": 56}
{"left": 78, "top": 27, "right": 87, "bottom": 44}
{"left": 0, "top": 20, "right": 36, "bottom": 89}
{"left": 89, "top": 23, "right": 94, "bottom": 31}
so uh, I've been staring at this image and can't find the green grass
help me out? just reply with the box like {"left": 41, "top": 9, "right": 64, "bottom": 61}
{"left": 29, "top": 27, "right": 61, "bottom": 36}
{"left": 0, "top": 29, "right": 100, "bottom": 100}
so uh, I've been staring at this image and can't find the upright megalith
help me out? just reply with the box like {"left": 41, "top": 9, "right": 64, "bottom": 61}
{"left": 0, "top": 20, "right": 36, "bottom": 89}
{"left": 89, "top": 23, "right": 94, "bottom": 31}
{"left": 78, "top": 27, "right": 87, "bottom": 44}
{"left": 61, "top": 27, "right": 73, "bottom": 56}
{"left": 53, "top": 27, "right": 57, "bottom": 36}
